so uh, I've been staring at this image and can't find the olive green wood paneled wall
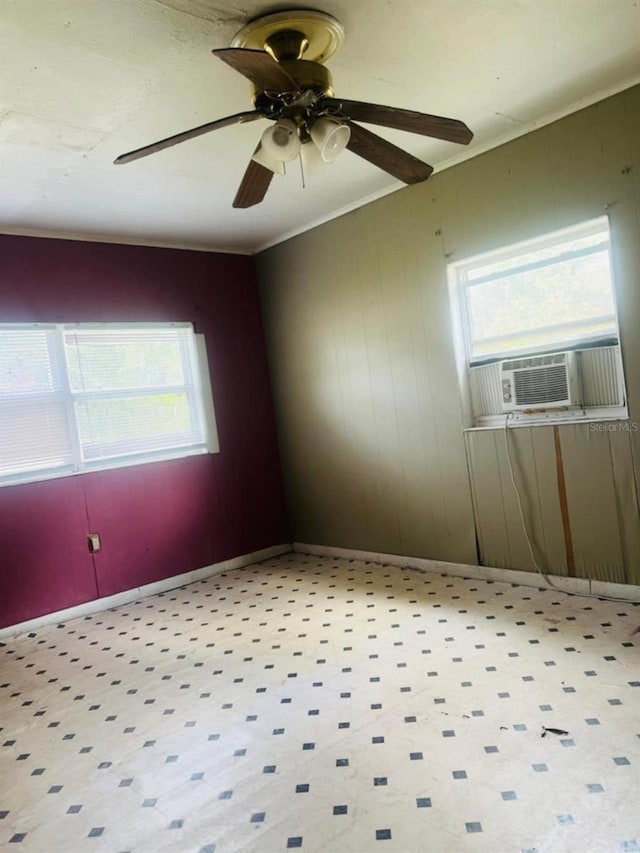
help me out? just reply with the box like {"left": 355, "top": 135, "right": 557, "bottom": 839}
{"left": 257, "top": 85, "right": 640, "bottom": 583}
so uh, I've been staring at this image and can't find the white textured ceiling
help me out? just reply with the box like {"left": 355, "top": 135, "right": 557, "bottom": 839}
{"left": 1, "top": 0, "right": 639, "bottom": 254}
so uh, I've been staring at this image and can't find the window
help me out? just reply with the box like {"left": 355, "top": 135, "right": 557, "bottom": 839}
{"left": 448, "top": 217, "right": 627, "bottom": 426}
{"left": 0, "top": 323, "right": 217, "bottom": 486}
{"left": 454, "top": 216, "right": 618, "bottom": 364}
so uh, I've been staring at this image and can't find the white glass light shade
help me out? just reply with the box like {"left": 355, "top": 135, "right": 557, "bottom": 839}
{"left": 300, "top": 139, "right": 328, "bottom": 175}
{"left": 252, "top": 145, "right": 285, "bottom": 175}
{"left": 260, "top": 119, "right": 301, "bottom": 162}
{"left": 310, "top": 118, "right": 350, "bottom": 162}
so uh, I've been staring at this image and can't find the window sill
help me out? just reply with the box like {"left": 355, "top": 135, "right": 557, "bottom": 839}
{"left": 0, "top": 445, "right": 212, "bottom": 489}
{"left": 465, "top": 406, "right": 631, "bottom": 431}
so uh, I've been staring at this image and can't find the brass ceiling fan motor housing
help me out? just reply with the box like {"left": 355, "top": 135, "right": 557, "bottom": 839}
{"left": 232, "top": 10, "right": 343, "bottom": 107}
{"left": 263, "top": 29, "right": 309, "bottom": 62}
{"left": 262, "top": 31, "right": 334, "bottom": 99}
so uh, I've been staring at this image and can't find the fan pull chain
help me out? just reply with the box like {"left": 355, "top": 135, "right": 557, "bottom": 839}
{"left": 299, "top": 153, "right": 307, "bottom": 189}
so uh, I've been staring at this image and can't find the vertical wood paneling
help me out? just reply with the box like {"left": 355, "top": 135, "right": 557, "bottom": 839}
{"left": 529, "top": 426, "right": 568, "bottom": 574}
{"left": 467, "top": 421, "right": 638, "bottom": 582}
{"left": 499, "top": 426, "right": 548, "bottom": 572}
{"left": 257, "top": 85, "right": 640, "bottom": 581}
{"left": 466, "top": 426, "right": 571, "bottom": 575}
{"left": 467, "top": 427, "right": 566, "bottom": 575}
{"left": 609, "top": 428, "right": 640, "bottom": 585}
{"left": 258, "top": 189, "right": 478, "bottom": 563}
{"left": 465, "top": 430, "right": 509, "bottom": 568}
{"left": 559, "top": 425, "right": 626, "bottom": 582}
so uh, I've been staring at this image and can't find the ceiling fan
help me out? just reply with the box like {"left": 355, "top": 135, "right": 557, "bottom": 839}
{"left": 114, "top": 9, "right": 473, "bottom": 208}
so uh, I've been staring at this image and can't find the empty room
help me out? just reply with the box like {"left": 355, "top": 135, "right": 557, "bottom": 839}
{"left": 1, "top": 2, "right": 639, "bottom": 851}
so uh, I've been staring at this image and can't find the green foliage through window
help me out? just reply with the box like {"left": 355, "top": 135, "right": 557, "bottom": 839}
{"left": 453, "top": 217, "right": 618, "bottom": 363}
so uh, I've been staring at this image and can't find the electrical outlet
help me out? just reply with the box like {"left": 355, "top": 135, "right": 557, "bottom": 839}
{"left": 87, "top": 533, "right": 101, "bottom": 553}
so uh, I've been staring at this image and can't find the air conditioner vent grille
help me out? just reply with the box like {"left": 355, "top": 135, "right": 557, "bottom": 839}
{"left": 513, "top": 365, "right": 569, "bottom": 405}
{"left": 502, "top": 353, "right": 566, "bottom": 371}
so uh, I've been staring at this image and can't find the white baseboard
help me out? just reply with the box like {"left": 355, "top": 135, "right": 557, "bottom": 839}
{"left": 0, "top": 543, "right": 291, "bottom": 641}
{"left": 4, "top": 540, "right": 638, "bottom": 641}
{"left": 293, "top": 542, "right": 640, "bottom": 603}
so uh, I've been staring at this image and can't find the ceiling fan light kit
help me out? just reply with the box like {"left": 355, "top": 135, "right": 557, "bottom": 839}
{"left": 252, "top": 144, "right": 286, "bottom": 176}
{"left": 310, "top": 117, "right": 351, "bottom": 162}
{"left": 114, "top": 9, "right": 473, "bottom": 208}
{"left": 260, "top": 118, "right": 301, "bottom": 162}
{"left": 299, "top": 138, "right": 329, "bottom": 175}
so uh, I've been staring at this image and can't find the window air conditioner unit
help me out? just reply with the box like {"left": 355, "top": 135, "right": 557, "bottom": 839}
{"left": 500, "top": 351, "right": 582, "bottom": 412}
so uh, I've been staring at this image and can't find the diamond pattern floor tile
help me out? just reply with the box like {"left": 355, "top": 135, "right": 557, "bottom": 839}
{"left": 1, "top": 554, "right": 639, "bottom": 852}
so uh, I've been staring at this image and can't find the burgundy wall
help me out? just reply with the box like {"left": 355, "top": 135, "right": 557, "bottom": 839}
{"left": 0, "top": 235, "right": 289, "bottom": 627}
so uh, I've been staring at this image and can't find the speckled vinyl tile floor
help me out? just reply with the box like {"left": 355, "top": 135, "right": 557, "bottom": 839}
{"left": 1, "top": 553, "right": 639, "bottom": 852}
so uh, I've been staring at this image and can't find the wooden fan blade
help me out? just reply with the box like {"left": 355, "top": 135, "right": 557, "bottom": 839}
{"left": 326, "top": 98, "right": 473, "bottom": 145}
{"left": 213, "top": 48, "right": 299, "bottom": 93}
{"left": 233, "top": 148, "right": 274, "bottom": 208}
{"left": 114, "top": 111, "right": 262, "bottom": 164}
{"left": 346, "top": 122, "right": 433, "bottom": 184}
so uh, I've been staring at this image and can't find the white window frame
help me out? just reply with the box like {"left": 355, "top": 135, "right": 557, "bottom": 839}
{"left": 447, "top": 216, "right": 628, "bottom": 428}
{"left": 0, "top": 322, "right": 219, "bottom": 487}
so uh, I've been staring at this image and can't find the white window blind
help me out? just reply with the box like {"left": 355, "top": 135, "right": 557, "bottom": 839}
{"left": 0, "top": 323, "right": 212, "bottom": 486}
{"left": 1, "top": 326, "right": 73, "bottom": 479}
